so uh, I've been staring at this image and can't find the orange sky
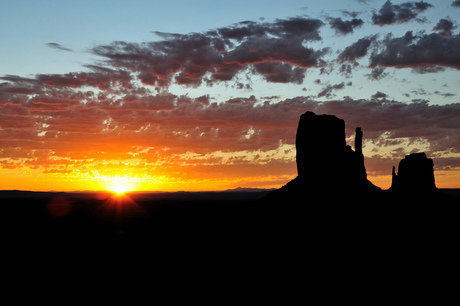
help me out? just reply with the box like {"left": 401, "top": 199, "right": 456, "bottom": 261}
{"left": 2, "top": 85, "right": 460, "bottom": 192}
{"left": 1, "top": 136, "right": 458, "bottom": 192}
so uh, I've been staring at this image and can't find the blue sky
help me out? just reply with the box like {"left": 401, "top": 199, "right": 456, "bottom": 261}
{"left": 1, "top": 0, "right": 316, "bottom": 74}
{"left": 1, "top": 0, "right": 460, "bottom": 191}
{"left": 1, "top": 0, "right": 458, "bottom": 104}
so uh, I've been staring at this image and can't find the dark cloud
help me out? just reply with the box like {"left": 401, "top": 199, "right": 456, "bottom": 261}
{"left": 91, "top": 17, "right": 327, "bottom": 88}
{"left": 371, "top": 91, "right": 387, "bottom": 99}
{"left": 433, "top": 18, "right": 456, "bottom": 38}
{"left": 216, "top": 18, "right": 324, "bottom": 41}
{"left": 365, "top": 67, "right": 389, "bottom": 80}
{"left": 412, "top": 66, "right": 446, "bottom": 74}
{"left": 434, "top": 91, "right": 456, "bottom": 98}
{"left": 1, "top": 67, "right": 133, "bottom": 91}
{"left": 46, "top": 43, "right": 73, "bottom": 52}
{"left": 411, "top": 88, "right": 427, "bottom": 95}
{"left": 328, "top": 17, "right": 364, "bottom": 35}
{"left": 369, "top": 31, "right": 460, "bottom": 70}
{"left": 453, "top": 1, "right": 460, "bottom": 7}
{"left": 338, "top": 36, "right": 377, "bottom": 63}
{"left": 317, "top": 82, "right": 346, "bottom": 98}
{"left": 252, "top": 62, "right": 305, "bottom": 84}
{"left": 341, "top": 10, "right": 360, "bottom": 18}
{"left": 372, "top": 1, "right": 433, "bottom": 26}
{"left": 339, "top": 63, "right": 359, "bottom": 77}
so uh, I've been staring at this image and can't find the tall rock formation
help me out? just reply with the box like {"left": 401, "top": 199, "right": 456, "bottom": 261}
{"left": 391, "top": 152, "right": 436, "bottom": 192}
{"left": 265, "top": 111, "right": 379, "bottom": 201}
{"left": 295, "top": 111, "right": 371, "bottom": 189}
{"left": 296, "top": 112, "right": 346, "bottom": 179}
{"left": 296, "top": 111, "right": 374, "bottom": 190}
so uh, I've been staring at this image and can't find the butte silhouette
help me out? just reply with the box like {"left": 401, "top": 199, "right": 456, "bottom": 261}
{"left": 264, "top": 111, "right": 438, "bottom": 201}
{"left": 260, "top": 111, "right": 460, "bottom": 296}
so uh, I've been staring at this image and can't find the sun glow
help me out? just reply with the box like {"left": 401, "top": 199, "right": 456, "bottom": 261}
{"left": 109, "top": 183, "right": 132, "bottom": 194}
{"left": 98, "top": 175, "right": 141, "bottom": 194}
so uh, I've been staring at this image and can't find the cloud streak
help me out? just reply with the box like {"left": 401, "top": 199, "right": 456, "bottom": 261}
{"left": 46, "top": 43, "right": 73, "bottom": 52}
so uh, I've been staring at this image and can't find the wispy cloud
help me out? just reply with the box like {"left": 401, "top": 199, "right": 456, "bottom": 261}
{"left": 45, "top": 42, "right": 73, "bottom": 52}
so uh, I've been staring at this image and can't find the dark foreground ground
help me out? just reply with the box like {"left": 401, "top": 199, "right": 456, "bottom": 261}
{"left": 2, "top": 189, "right": 460, "bottom": 301}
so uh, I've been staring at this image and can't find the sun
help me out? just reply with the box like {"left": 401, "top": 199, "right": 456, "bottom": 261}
{"left": 97, "top": 175, "right": 142, "bottom": 195}
{"left": 107, "top": 182, "right": 134, "bottom": 194}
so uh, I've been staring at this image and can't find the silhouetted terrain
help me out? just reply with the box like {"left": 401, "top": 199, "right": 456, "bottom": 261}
{"left": 1, "top": 189, "right": 459, "bottom": 300}
{"left": 2, "top": 112, "right": 460, "bottom": 300}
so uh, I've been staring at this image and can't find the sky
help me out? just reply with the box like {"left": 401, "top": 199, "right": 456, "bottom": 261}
{"left": 1, "top": 0, "right": 460, "bottom": 192}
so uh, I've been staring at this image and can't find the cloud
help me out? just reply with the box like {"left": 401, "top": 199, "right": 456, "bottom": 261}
{"left": 365, "top": 67, "right": 389, "bottom": 80}
{"left": 412, "top": 66, "right": 446, "bottom": 74}
{"left": 45, "top": 43, "right": 73, "bottom": 52}
{"left": 328, "top": 17, "right": 364, "bottom": 35}
{"left": 338, "top": 36, "right": 377, "bottom": 63}
{"left": 372, "top": 0, "right": 433, "bottom": 26}
{"left": 369, "top": 31, "right": 460, "bottom": 70}
{"left": 372, "top": 1, "right": 433, "bottom": 26}
{"left": 252, "top": 62, "right": 305, "bottom": 84}
{"left": 371, "top": 91, "right": 388, "bottom": 99}
{"left": 317, "top": 82, "right": 347, "bottom": 98}
{"left": 91, "top": 17, "right": 327, "bottom": 88}
{"left": 433, "top": 18, "right": 456, "bottom": 38}
{"left": 5, "top": 71, "right": 459, "bottom": 159}
{"left": 1, "top": 66, "right": 133, "bottom": 91}
{"left": 3, "top": 70, "right": 460, "bottom": 181}
{"left": 453, "top": 1, "right": 460, "bottom": 7}
{"left": 341, "top": 10, "right": 360, "bottom": 18}
{"left": 434, "top": 91, "right": 456, "bottom": 98}
{"left": 339, "top": 62, "right": 359, "bottom": 77}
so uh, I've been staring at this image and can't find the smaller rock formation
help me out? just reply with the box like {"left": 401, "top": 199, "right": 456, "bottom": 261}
{"left": 294, "top": 112, "right": 375, "bottom": 190}
{"left": 390, "top": 152, "right": 437, "bottom": 192}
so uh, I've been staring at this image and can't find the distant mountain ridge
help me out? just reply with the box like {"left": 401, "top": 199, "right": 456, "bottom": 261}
{"left": 223, "top": 187, "right": 277, "bottom": 192}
